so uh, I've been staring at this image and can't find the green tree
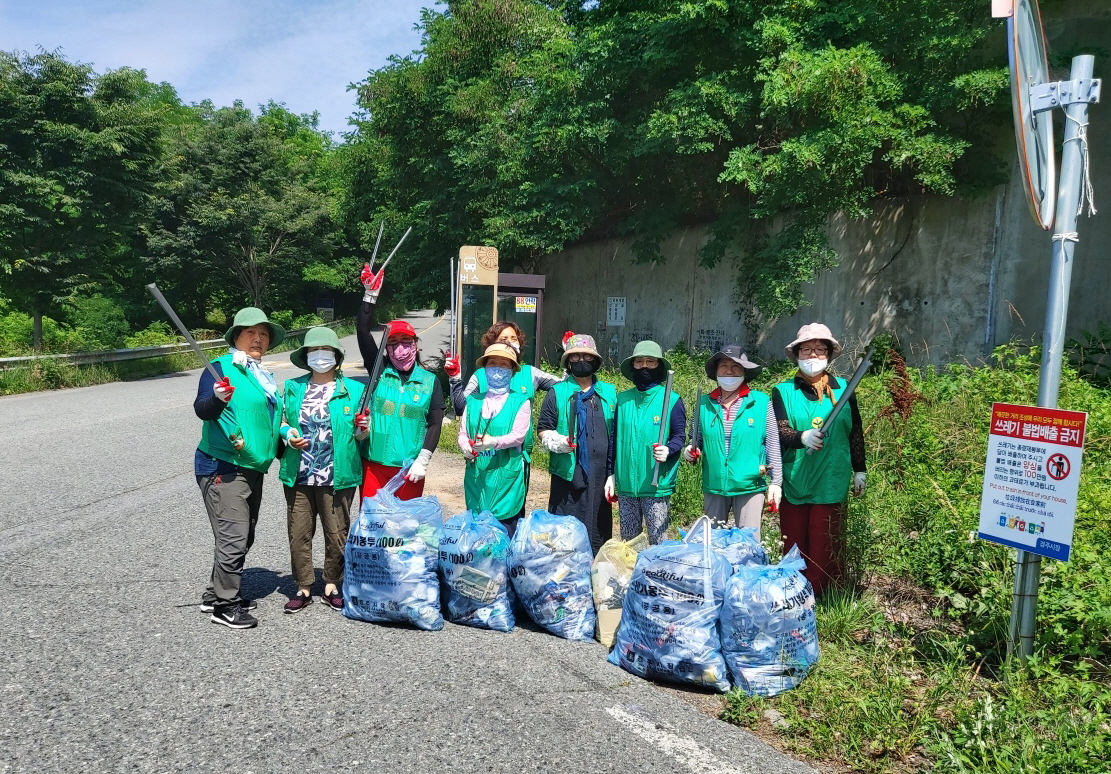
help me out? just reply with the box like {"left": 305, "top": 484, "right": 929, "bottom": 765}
{"left": 0, "top": 51, "right": 163, "bottom": 349}
{"left": 144, "top": 101, "right": 338, "bottom": 320}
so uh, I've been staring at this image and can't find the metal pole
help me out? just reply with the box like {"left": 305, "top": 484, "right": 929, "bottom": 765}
{"left": 449, "top": 256, "right": 456, "bottom": 353}
{"left": 1008, "top": 54, "right": 1095, "bottom": 663}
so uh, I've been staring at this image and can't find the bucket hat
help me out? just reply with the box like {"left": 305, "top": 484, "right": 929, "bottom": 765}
{"left": 784, "top": 323, "right": 842, "bottom": 362}
{"left": 476, "top": 342, "right": 521, "bottom": 372}
{"left": 705, "top": 344, "right": 760, "bottom": 379}
{"left": 224, "top": 307, "right": 286, "bottom": 348}
{"left": 560, "top": 333, "right": 602, "bottom": 369}
{"left": 620, "top": 340, "right": 672, "bottom": 381}
{"left": 290, "top": 326, "right": 345, "bottom": 371}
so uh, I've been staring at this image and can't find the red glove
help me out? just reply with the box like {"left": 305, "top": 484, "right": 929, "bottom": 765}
{"left": 213, "top": 377, "right": 234, "bottom": 402}
{"left": 361, "top": 263, "right": 385, "bottom": 302}
{"left": 354, "top": 410, "right": 369, "bottom": 432}
{"left": 443, "top": 352, "right": 460, "bottom": 378}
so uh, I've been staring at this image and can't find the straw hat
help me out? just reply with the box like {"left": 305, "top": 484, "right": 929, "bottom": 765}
{"left": 476, "top": 342, "right": 521, "bottom": 372}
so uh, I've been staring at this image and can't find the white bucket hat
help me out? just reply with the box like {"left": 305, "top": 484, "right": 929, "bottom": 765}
{"left": 784, "top": 323, "right": 843, "bottom": 363}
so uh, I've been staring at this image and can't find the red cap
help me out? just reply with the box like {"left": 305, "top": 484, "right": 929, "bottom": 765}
{"left": 385, "top": 320, "right": 417, "bottom": 341}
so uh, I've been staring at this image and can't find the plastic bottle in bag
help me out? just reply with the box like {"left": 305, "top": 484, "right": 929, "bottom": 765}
{"left": 591, "top": 533, "right": 649, "bottom": 648}
{"left": 608, "top": 517, "right": 732, "bottom": 692}
{"left": 438, "top": 510, "right": 515, "bottom": 632}
{"left": 720, "top": 545, "right": 820, "bottom": 696}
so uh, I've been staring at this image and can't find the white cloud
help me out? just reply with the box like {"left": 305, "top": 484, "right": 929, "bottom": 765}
{"left": 0, "top": 0, "right": 430, "bottom": 136}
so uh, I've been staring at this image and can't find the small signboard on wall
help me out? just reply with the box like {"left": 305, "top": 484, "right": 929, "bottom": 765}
{"left": 607, "top": 297, "right": 626, "bottom": 327}
{"left": 515, "top": 296, "right": 537, "bottom": 313}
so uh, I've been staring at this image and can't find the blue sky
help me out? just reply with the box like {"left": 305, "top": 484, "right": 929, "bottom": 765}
{"left": 0, "top": 0, "right": 432, "bottom": 137}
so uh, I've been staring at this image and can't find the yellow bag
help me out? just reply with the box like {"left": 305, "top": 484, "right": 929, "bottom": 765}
{"left": 591, "top": 533, "right": 650, "bottom": 648}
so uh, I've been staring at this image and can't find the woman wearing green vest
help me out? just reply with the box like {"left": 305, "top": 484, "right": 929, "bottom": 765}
{"left": 278, "top": 327, "right": 366, "bottom": 614}
{"left": 356, "top": 267, "right": 445, "bottom": 500}
{"left": 536, "top": 334, "right": 616, "bottom": 553}
{"left": 446, "top": 321, "right": 561, "bottom": 417}
{"left": 194, "top": 307, "right": 286, "bottom": 630}
{"left": 682, "top": 345, "right": 782, "bottom": 536}
{"left": 772, "top": 323, "right": 867, "bottom": 597}
{"left": 457, "top": 343, "right": 533, "bottom": 536}
{"left": 605, "top": 341, "right": 687, "bottom": 545}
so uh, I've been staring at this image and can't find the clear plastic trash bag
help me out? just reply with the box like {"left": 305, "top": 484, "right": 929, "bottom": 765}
{"left": 342, "top": 466, "right": 444, "bottom": 631}
{"left": 438, "top": 510, "right": 515, "bottom": 632}
{"left": 591, "top": 533, "right": 650, "bottom": 648}
{"left": 508, "top": 509, "right": 596, "bottom": 641}
{"left": 608, "top": 516, "right": 732, "bottom": 692}
{"left": 685, "top": 525, "right": 769, "bottom": 570}
{"left": 720, "top": 545, "right": 820, "bottom": 696}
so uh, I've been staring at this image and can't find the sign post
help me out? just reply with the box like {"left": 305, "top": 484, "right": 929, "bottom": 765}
{"left": 456, "top": 245, "right": 500, "bottom": 382}
{"left": 994, "top": 0, "right": 1100, "bottom": 662}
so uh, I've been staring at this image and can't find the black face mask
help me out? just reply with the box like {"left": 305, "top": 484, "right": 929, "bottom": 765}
{"left": 569, "top": 359, "right": 597, "bottom": 378}
{"left": 632, "top": 367, "right": 661, "bottom": 391}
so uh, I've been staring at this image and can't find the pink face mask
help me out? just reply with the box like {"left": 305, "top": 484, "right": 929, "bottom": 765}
{"left": 387, "top": 341, "right": 417, "bottom": 371}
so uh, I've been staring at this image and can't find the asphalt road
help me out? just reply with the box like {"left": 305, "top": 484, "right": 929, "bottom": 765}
{"left": 0, "top": 311, "right": 815, "bottom": 774}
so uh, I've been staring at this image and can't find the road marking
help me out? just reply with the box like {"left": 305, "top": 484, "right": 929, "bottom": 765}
{"left": 605, "top": 705, "right": 742, "bottom": 774}
{"left": 419, "top": 316, "right": 443, "bottom": 335}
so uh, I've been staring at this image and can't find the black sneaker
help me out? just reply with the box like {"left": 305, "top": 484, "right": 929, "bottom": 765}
{"left": 211, "top": 604, "right": 258, "bottom": 629}
{"left": 200, "top": 598, "right": 256, "bottom": 613}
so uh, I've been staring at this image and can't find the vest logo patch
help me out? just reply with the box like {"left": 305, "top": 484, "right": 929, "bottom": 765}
{"left": 653, "top": 415, "right": 661, "bottom": 424}
{"left": 344, "top": 406, "right": 351, "bottom": 414}
{"left": 812, "top": 416, "right": 824, "bottom": 429}
{"left": 748, "top": 417, "right": 755, "bottom": 426}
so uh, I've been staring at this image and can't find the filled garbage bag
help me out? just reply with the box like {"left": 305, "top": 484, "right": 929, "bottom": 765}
{"left": 438, "top": 510, "right": 514, "bottom": 632}
{"left": 591, "top": 533, "right": 649, "bottom": 648}
{"left": 720, "top": 545, "right": 819, "bottom": 696}
{"left": 508, "top": 510, "right": 596, "bottom": 641}
{"left": 343, "top": 467, "right": 444, "bottom": 631}
{"left": 608, "top": 517, "right": 732, "bottom": 692}
{"left": 686, "top": 526, "right": 768, "bottom": 570}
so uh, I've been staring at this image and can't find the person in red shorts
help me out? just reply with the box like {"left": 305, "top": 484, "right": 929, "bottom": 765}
{"left": 355, "top": 266, "right": 445, "bottom": 501}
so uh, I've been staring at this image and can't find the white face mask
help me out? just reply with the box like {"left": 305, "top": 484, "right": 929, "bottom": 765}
{"left": 307, "top": 351, "right": 337, "bottom": 373}
{"left": 798, "top": 358, "right": 828, "bottom": 377}
{"left": 716, "top": 375, "right": 744, "bottom": 392}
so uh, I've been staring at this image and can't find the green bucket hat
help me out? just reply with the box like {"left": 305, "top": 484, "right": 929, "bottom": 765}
{"left": 224, "top": 307, "right": 286, "bottom": 348}
{"left": 290, "top": 326, "right": 345, "bottom": 371}
{"left": 620, "top": 340, "right": 672, "bottom": 381}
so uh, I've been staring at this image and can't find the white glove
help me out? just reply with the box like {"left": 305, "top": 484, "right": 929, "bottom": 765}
{"left": 604, "top": 475, "right": 616, "bottom": 502}
{"left": 213, "top": 379, "right": 234, "bottom": 403}
{"left": 361, "top": 263, "right": 384, "bottom": 303}
{"left": 681, "top": 445, "right": 700, "bottom": 464}
{"left": 406, "top": 449, "right": 433, "bottom": 482}
{"left": 651, "top": 443, "right": 668, "bottom": 463}
{"left": 472, "top": 436, "right": 499, "bottom": 452}
{"left": 767, "top": 483, "right": 782, "bottom": 508}
{"left": 800, "top": 429, "right": 824, "bottom": 450}
{"left": 540, "top": 430, "right": 573, "bottom": 455}
{"left": 231, "top": 349, "right": 249, "bottom": 369}
{"left": 853, "top": 472, "right": 867, "bottom": 496}
{"left": 461, "top": 444, "right": 477, "bottom": 462}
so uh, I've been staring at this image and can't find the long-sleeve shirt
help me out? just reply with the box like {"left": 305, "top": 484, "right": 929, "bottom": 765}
{"left": 457, "top": 393, "right": 532, "bottom": 453}
{"left": 356, "top": 299, "right": 444, "bottom": 452}
{"left": 448, "top": 365, "right": 561, "bottom": 417}
{"left": 771, "top": 375, "right": 866, "bottom": 473}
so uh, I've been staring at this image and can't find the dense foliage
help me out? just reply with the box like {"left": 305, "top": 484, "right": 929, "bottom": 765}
{"left": 345, "top": 0, "right": 1009, "bottom": 318}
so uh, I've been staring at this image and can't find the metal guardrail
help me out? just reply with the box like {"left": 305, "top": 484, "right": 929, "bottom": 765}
{"left": 0, "top": 318, "right": 353, "bottom": 371}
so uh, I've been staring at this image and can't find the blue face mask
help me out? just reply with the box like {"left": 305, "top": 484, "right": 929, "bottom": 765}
{"left": 485, "top": 366, "right": 512, "bottom": 394}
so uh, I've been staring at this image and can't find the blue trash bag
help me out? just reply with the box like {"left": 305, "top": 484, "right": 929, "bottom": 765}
{"left": 342, "top": 466, "right": 444, "bottom": 631}
{"left": 608, "top": 516, "right": 732, "bottom": 692}
{"left": 720, "top": 545, "right": 820, "bottom": 696}
{"left": 508, "top": 509, "right": 596, "bottom": 641}
{"left": 686, "top": 526, "right": 769, "bottom": 570}
{"left": 438, "top": 510, "right": 515, "bottom": 632}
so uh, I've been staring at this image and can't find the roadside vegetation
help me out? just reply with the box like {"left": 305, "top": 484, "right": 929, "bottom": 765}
{"left": 440, "top": 341, "right": 1111, "bottom": 774}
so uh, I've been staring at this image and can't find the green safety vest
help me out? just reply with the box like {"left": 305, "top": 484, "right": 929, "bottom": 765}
{"left": 463, "top": 392, "right": 530, "bottom": 520}
{"left": 614, "top": 384, "right": 680, "bottom": 498}
{"left": 278, "top": 373, "right": 366, "bottom": 490}
{"left": 775, "top": 380, "right": 853, "bottom": 504}
{"left": 699, "top": 390, "right": 770, "bottom": 497}
{"left": 547, "top": 377, "right": 617, "bottom": 482}
{"left": 197, "top": 353, "right": 281, "bottom": 472}
{"left": 476, "top": 364, "right": 537, "bottom": 451}
{"left": 366, "top": 365, "right": 438, "bottom": 467}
